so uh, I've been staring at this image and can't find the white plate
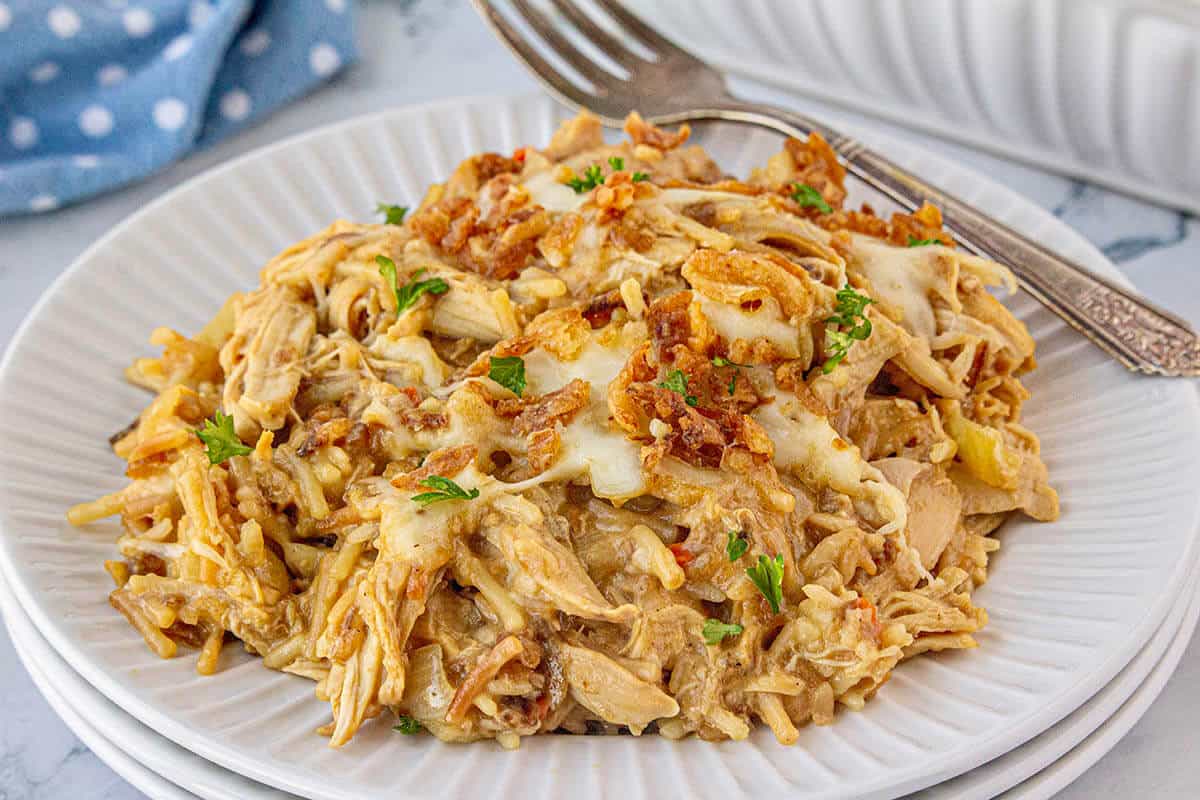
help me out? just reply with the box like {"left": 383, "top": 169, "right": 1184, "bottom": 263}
{"left": 6, "top": 625, "right": 199, "bottom": 800}
{"left": 624, "top": 0, "right": 1200, "bottom": 214}
{"left": 0, "top": 576, "right": 294, "bottom": 800}
{"left": 2, "top": 613, "right": 198, "bottom": 800}
{"left": 0, "top": 94, "right": 1197, "bottom": 800}
{"left": 996, "top": 585, "right": 1200, "bottom": 800}
{"left": 2, "top": 532, "right": 1197, "bottom": 800}
{"left": 903, "top": 551, "right": 1200, "bottom": 800}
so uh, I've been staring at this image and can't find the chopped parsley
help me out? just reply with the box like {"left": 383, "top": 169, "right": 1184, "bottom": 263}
{"left": 565, "top": 163, "right": 605, "bottom": 194}
{"left": 822, "top": 284, "right": 874, "bottom": 373}
{"left": 488, "top": 355, "right": 526, "bottom": 397}
{"left": 411, "top": 475, "right": 480, "bottom": 506}
{"left": 393, "top": 716, "right": 423, "bottom": 735}
{"left": 746, "top": 553, "right": 785, "bottom": 614}
{"left": 378, "top": 256, "right": 449, "bottom": 315}
{"left": 376, "top": 203, "right": 408, "bottom": 225}
{"left": 906, "top": 235, "right": 942, "bottom": 247}
{"left": 195, "top": 411, "right": 252, "bottom": 464}
{"left": 564, "top": 157, "right": 646, "bottom": 192}
{"left": 658, "top": 369, "right": 698, "bottom": 407}
{"left": 726, "top": 531, "right": 749, "bottom": 562}
{"left": 791, "top": 182, "right": 832, "bottom": 214}
{"left": 702, "top": 618, "right": 744, "bottom": 645}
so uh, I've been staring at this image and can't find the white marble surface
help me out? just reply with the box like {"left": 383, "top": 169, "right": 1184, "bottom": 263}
{"left": 0, "top": 1, "right": 1197, "bottom": 797}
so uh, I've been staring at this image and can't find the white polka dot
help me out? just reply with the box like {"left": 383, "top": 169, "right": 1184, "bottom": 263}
{"left": 30, "top": 61, "right": 60, "bottom": 83}
{"left": 9, "top": 117, "right": 38, "bottom": 149}
{"left": 30, "top": 195, "right": 59, "bottom": 212}
{"left": 79, "top": 105, "right": 114, "bottom": 137}
{"left": 0, "top": 3, "right": 12, "bottom": 32}
{"left": 325, "top": 0, "right": 346, "bottom": 12}
{"left": 162, "top": 33, "right": 192, "bottom": 61}
{"left": 73, "top": 154, "right": 101, "bottom": 168}
{"left": 239, "top": 28, "right": 270, "bottom": 56}
{"left": 153, "top": 97, "right": 188, "bottom": 131}
{"left": 47, "top": 5, "right": 81, "bottom": 38}
{"left": 187, "top": 0, "right": 212, "bottom": 29}
{"left": 97, "top": 63, "right": 127, "bottom": 86}
{"left": 122, "top": 7, "right": 153, "bottom": 37}
{"left": 309, "top": 43, "right": 341, "bottom": 77}
{"left": 219, "top": 89, "right": 252, "bottom": 121}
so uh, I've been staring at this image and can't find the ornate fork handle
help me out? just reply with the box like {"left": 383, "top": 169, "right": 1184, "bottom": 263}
{"left": 656, "top": 103, "right": 1200, "bottom": 377}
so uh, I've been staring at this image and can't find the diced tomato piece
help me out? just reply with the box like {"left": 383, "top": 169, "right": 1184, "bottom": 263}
{"left": 668, "top": 542, "right": 694, "bottom": 566}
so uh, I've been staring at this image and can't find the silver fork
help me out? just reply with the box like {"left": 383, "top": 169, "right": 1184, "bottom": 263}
{"left": 473, "top": 0, "right": 1200, "bottom": 377}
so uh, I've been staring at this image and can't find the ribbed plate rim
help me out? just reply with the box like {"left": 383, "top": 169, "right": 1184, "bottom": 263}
{"left": 0, "top": 93, "right": 1197, "bottom": 800}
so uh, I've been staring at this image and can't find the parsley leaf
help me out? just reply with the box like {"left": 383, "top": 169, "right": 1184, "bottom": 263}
{"left": 822, "top": 285, "right": 874, "bottom": 373}
{"left": 195, "top": 411, "right": 252, "bottom": 465}
{"left": 376, "top": 203, "right": 408, "bottom": 225}
{"left": 791, "top": 182, "right": 833, "bottom": 214}
{"left": 825, "top": 286, "right": 873, "bottom": 331}
{"left": 658, "top": 369, "right": 698, "bottom": 407}
{"left": 393, "top": 716, "right": 422, "bottom": 735}
{"left": 907, "top": 235, "right": 942, "bottom": 247}
{"left": 822, "top": 330, "right": 855, "bottom": 373}
{"left": 702, "top": 619, "right": 744, "bottom": 645}
{"left": 632, "top": 171, "right": 649, "bottom": 183}
{"left": 746, "top": 553, "right": 785, "bottom": 614}
{"left": 488, "top": 355, "right": 526, "bottom": 397}
{"left": 411, "top": 475, "right": 480, "bottom": 506}
{"left": 726, "top": 531, "right": 749, "bottom": 562}
{"left": 608, "top": 155, "right": 625, "bottom": 171}
{"left": 565, "top": 163, "right": 606, "bottom": 193}
{"left": 378, "top": 256, "right": 449, "bottom": 315}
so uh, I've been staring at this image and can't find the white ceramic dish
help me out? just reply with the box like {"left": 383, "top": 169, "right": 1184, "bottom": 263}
{"left": 0, "top": 94, "right": 1197, "bottom": 800}
{"left": 903, "top": 555, "right": 1200, "bottom": 800}
{"left": 624, "top": 0, "right": 1200, "bottom": 214}
{"left": 0, "top": 576, "right": 295, "bottom": 800}
{"left": 2, "top": 611, "right": 199, "bottom": 800}
{"left": 996, "top": 586, "right": 1200, "bottom": 800}
{"left": 2, "top": 539, "right": 1197, "bottom": 800}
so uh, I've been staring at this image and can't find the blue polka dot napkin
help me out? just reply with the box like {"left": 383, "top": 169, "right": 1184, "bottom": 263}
{"left": 0, "top": 1, "right": 357, "bottom": 216}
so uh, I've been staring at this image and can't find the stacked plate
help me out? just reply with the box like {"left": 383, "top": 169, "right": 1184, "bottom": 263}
{"left": 1, "top": 93, "right": 1197, "bottom": 800}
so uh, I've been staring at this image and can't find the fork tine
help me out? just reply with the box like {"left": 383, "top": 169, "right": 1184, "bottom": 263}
{"left": 471, "top": 0, "right": 597, "bottom": 109}
{"left": 548, "top": 0, "right": 646, "bottom": 70}
{"left": 508, "top": 0, "right": 621, "bottom": 85}
{"left": 590, "top": 0, "right": 698, "bottom": 59}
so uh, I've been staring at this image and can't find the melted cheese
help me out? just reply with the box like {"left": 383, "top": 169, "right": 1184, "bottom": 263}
{"left": 698, "top": 296, "right": 802, "bottom": 358}
{"left": 753, "top": 397, "right": 868, "bottom": 497}
{"left": 752, "top": 395, "right": 908, "bottom": 539}
{"left": 522, "top": 170, "right": 587, "bottom": 214}
{"left": 522, "top": 339, "right": 645, "bottom": 501}
{"left": 659, "top": 188, "right": 753, "bottom": 207}
{"left": 849, "top": 236, "right": 948, "bottom": 340}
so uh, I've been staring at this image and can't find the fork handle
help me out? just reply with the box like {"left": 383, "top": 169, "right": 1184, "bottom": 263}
{"left": 676, "top": 103, "right": 1200, "bottom": 377}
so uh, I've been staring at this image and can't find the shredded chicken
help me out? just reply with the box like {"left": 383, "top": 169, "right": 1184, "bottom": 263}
{"left": 68, "top": 112, "right": 1057, "bottom": 749}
